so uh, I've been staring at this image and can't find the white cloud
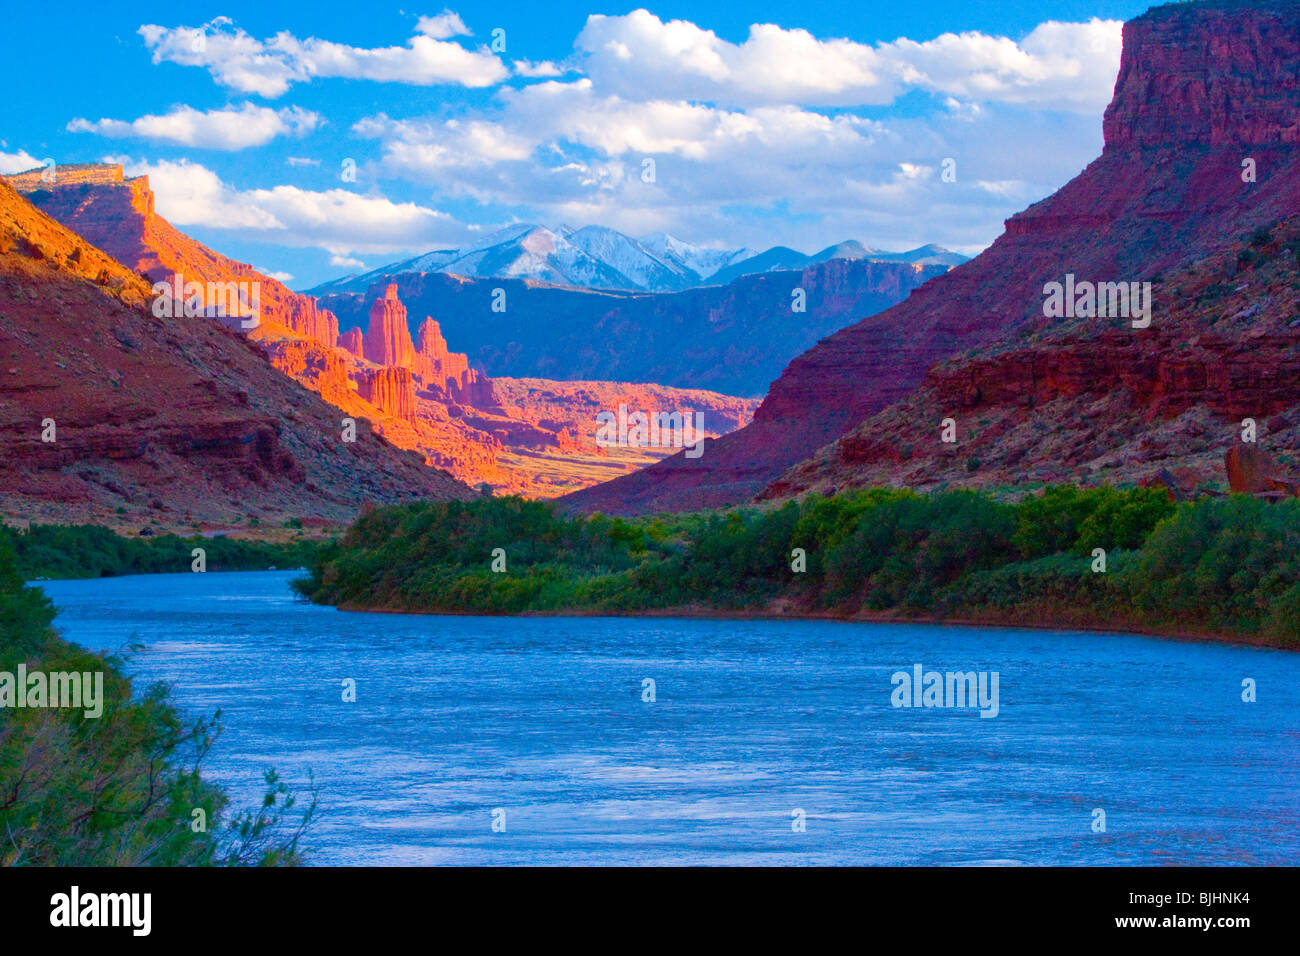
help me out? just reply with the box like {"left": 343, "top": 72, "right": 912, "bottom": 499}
{"left": 416, "top": 11, "right": 471, "bottom": 41}
{"left": 882, "top": 18, "right": 1122, "bottom": 111}
{"left": 139, "top": 14, "right": 507, "bottom": 98}
{"left": 512, "top": 59, "right": 566, "bottom": 78}
{"left": 0, "top": 148, "right": 46, "bottom": 175}
{"left": 575, "top": 10, "right": 1121, "bottom": 112}
{"left": 257, "top": 267, "right": 294, "bottom": 282}
{"left": 354, "top": 113, "right": 534, "bottom": 173}
{"left": 116, "top": 10, "right": 1123, "bottom": 261}
{"left": 329, "top": 254, "right": 367, "bottom": 270}
{"left": 121, "top": 158, "right": 465, "bottom": 256}
{"left": 286, "top": 156, "right": 321, "bottom": 167}
{"left": 68, "top": 103, "right": 319, "bottom": 150}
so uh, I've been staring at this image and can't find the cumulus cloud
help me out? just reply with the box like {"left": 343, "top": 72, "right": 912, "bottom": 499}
{"left": 353, "top": 114, "right": 534, "bottom": 172}
{"left": 576, "top": 10, "right": 1121, "bottom": 112}
{"left": 257, "top": 267, "right": 294, "bottom": 282}
{"left": 329, "top": 254, "right": 367, "bottom": 270}
{"left": 416, "top": 11, "right": 471, "bottom": 41}
{"left": 0, "top": 148, "right": 47, "bottom": 175}
{"left": 68, "top": 103, "right": 319, "bottom": 150}
{"left": 139, "top": 14, "right": 507, "bottom": 97}
{"left": 121, "top": 158, "right": 465, "bottom": 256}
{"left": 356, "top": 79, "right": 1098, "bottom": 255}
{"left": 512, "top": 59, "right": 567, "bottom": 78}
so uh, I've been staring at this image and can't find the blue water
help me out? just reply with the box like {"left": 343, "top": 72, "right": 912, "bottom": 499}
{"left": 38, "top": 571, "right": 1300, "bottom": 866}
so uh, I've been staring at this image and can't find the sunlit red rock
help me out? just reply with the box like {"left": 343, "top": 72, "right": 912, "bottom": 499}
{"left": 363, "top": 285, "right": 417, "bottom": 368}
{"left": 337, "top": 326, "right": 363, "bottom": 357}
{"left": 357, "top": 366, "right": 417, "bottom": 421}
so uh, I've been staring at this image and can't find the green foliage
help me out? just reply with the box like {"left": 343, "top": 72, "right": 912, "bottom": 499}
{"left": 1124, "top": 496, "right": 1300, "bottom": 636}
{"left": 1012, "top": 485, "right": 1173, "bottom": 558}
{"left": 0, "top": 534, "right": 316, "bottom": 865}
{"left": 296, "top": 487, "right": 1299, "bottom": 647}
{"left": 0, "top": 524, "right": 323, "bottom": 580}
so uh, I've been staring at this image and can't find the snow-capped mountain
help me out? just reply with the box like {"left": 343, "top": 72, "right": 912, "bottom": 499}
{"left": 304, "top": 225, "right": 966, "bottom": 296}
{"left": 309, "top": 224, "right": 724, "bottom": 295}
{"left": 639, "top": 233, "right": 758, "bottom": 281}
{"left": 704, "top": 240, "right": 969, "bottom": 287}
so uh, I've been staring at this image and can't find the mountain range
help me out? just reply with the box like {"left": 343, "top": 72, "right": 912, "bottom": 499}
{"left": 305, "top": 224, "right": 966, "bottom": 296}
{"left": 316, "top": 256, "right": 950, "bottom": 399}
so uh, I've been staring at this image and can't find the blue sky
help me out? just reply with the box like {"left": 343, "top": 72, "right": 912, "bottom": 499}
{"left": 1, "top": 1, "right": 1154, "bottom": 288}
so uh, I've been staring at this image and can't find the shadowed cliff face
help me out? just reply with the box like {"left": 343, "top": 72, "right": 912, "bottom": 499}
{"left": 763, "top": 216, "right": 1300, "bottom": 500}
{"left": 0, "top": 179, "right": 473, "bottom": 528}
{"left": 564, "top": 0, "right": 1300, "bottom": 516}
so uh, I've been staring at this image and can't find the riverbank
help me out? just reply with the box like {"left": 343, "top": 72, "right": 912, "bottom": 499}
{"left": 300, "top": 490, "right": 1300, "bottom": 651}
{"left": 335, "top": 596, "right": 1283, "bottom": 650}
{"left": 0, "top": 538, "right": 315, "bottom": 864}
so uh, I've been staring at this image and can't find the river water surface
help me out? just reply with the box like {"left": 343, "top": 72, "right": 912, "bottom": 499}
{"left": 39, "top": 570, "right": 1299, "bottom": 865}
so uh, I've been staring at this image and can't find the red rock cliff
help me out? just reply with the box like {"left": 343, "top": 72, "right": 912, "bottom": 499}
{"left": 1103, "top": 1, "right": 1300, "bottom": 148}
{"left": 414, "top": 317, "right": 471, "bottom": 388}
{"left": 357, "top": 365, "right": 417, "bottom": 420}
{"left": 7, "top": 167, "right": 340, "bottom": 349}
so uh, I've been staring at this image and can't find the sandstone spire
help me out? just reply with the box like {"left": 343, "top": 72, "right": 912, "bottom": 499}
{"left": 363, "top": 284, "right": 416, "bottom": 368}
{"left": 414, "top": 316, "right": 470, "bottom": 386}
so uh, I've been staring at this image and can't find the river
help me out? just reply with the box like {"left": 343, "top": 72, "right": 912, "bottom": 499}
{"left": 39, "top": 570, "right": 1299, "bottom": 865}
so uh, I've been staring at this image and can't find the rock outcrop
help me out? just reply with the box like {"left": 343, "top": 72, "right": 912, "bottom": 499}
{"left": 1225, "top": 445, "right": 1300, "bottom": 497}
{"left": 337, "top": 326, "right": 363, "bottom": 357}
{"left": 414, "top": 317, "right": 470, "bottom": 389}
{"left": 357, "top": 366, "right": 417, "bottom": 421}
{"left": 9, "top": 166, "right": 340, "bottom": 350}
